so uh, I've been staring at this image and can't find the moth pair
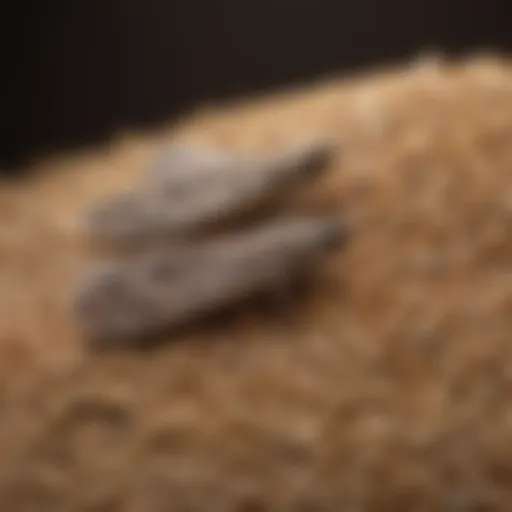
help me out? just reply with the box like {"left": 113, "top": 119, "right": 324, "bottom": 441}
{"left": 75, "top": 140, "right": 345, "bottom": 349}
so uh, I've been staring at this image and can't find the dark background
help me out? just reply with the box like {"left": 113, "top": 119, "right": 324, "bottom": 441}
{"left": 3, "top": 0, "right": 512, "bottom": 170}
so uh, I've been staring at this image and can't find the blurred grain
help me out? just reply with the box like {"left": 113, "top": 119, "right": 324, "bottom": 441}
{"left": 2, "top": 54, "right": 512, "bottom": 510}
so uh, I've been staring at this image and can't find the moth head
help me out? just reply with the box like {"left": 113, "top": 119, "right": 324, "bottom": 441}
{"left": 260, "top": 139, "right": 337, "bottom": 189}
{"left": 291, "top": 140, "right": 337, "bottom": 180}
{"left": 314, "top": 218, "right": 346, "bottom": 250}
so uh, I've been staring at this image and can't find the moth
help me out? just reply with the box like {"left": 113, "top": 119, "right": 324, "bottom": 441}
{"left": 85, "top": 141, "right": 335, "bottom": 247}
{"left": 75, "top": 217, "right": 345, "bottom": 348}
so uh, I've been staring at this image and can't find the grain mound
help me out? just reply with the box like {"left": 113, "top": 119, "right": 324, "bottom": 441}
{"left": 2, "top": 54, "right": 512, "bottom": 511}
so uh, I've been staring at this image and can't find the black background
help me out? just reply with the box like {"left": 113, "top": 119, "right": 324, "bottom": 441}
{"left": 3, "top": 1, "right": 512, "bottom": 170}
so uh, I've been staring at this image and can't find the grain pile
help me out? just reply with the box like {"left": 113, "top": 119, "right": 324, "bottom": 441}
{"left": 2, "top": 54, "right": 512, "bottom": 511}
